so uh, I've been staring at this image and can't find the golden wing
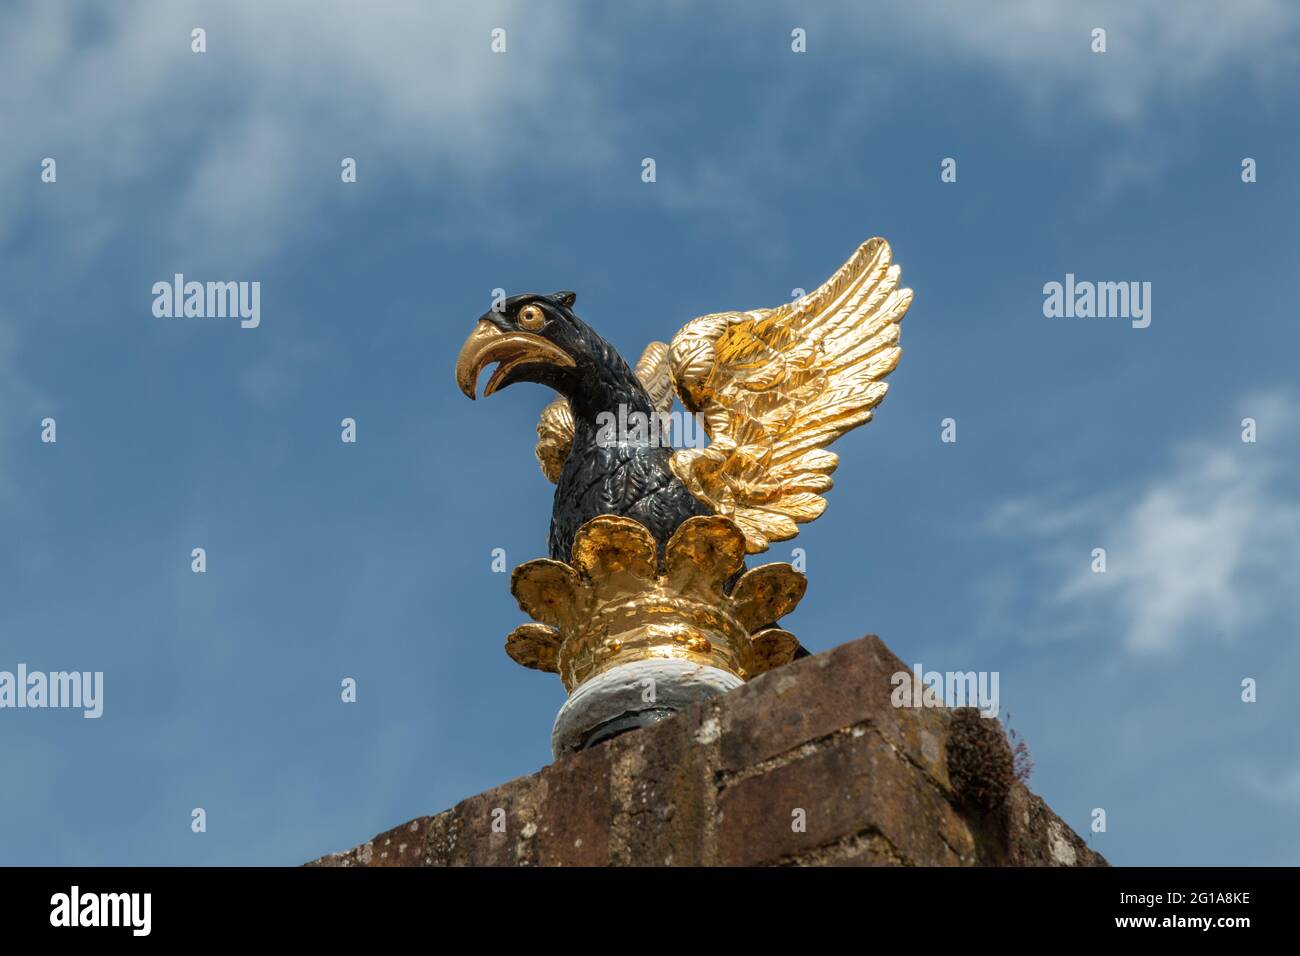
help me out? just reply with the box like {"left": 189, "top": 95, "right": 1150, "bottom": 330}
{"left": 668, "top": 238, "right": 912, "bottom": 553}
{"left": 535, "top": 341, "right": 674, "bottom": 482}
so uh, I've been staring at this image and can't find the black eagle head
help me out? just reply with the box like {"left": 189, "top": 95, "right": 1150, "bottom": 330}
{"left": 456, "top": 291, "right": 640, "bottom": 413}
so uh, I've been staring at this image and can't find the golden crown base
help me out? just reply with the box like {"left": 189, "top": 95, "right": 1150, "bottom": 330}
{"left": 505, "top": 514, "right": 808, "bottom": 695}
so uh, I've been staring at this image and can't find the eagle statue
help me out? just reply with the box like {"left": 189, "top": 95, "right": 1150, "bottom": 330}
{"left": 456, "top": 238, "right": 912, "bottom": 572}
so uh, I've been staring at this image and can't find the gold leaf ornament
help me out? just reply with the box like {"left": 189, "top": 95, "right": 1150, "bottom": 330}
{"left": 668, "top": 238, "right": 911, "bottom": 552}
{"left": 504, "top": 514, "right": 806, "bottom": 691}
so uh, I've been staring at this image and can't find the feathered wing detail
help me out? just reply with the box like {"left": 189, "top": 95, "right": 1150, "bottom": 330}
{"left": 667, "top": 238, "right": 912, "bottom": 553}
{"left": 535, "top": 396, "right": 575, "bottom": 482}
{"left": 534, "top": 341, "right": 675, "bottom": 482}
{"left": 633, "top": 341, "right": 675, "bottom": 419}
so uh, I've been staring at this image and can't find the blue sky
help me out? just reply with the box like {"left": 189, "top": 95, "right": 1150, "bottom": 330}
{"left": 2, "top": 0, "right": 1298, "bottom": 866}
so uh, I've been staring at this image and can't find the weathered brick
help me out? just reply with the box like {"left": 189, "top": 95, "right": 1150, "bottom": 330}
{"left": 305, "top": 635, "right": 1104, "bottom": 868}
{"left": 432, "top": 774, "right": 543, "bottom": 867}
{"left": 608, "top": 702, "right": 714, "bottom": 866}
{"left": 305, "top": 847, "right": 359, "bottom": 867}
{"left": 716, "top": 726, "right": 976, "bottom": 867}
{"left": 718, "top": 635, "right": 952, "bottom": 794}
{"left": 352, "top": 816, "right": 436, "bottom": 868}
{"left": 1005, "top": 785, "right": 1106, "bottom": 867}
{"left": 535, "top": 744, "right": 613, "bottom": 865}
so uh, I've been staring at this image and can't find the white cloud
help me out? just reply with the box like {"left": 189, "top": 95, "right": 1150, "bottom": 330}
{"left": 0, "top": 324, "right": 49, "bottom": 506}
{"left": 6, "top": 0, "right": 1293, "bottom": 267}
{"left": 0, "top": 0, "right": 602, "bottom": 264}
{"left": 1246, "top": 755, "right": 1300, "bottom": 808}
{"left": 828, "top": 0, "right": 1300, "bottom": 122}
{"left": 240, "top": 338, "right": 326, "bottom": 408}
{"left": 991, "top": 390, "right": 1300, "bottom": 653}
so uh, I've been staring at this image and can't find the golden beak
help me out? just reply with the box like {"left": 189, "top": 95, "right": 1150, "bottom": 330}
{"left": 456, "top": 319, "right": 576, "bottom": 400}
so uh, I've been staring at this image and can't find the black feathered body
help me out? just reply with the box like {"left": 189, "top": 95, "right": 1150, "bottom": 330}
{"left": 550, "top": 420, "right": 712, "bottom": 563}
{"left": 545, "top": 332, "right": 710, "bottom": 563}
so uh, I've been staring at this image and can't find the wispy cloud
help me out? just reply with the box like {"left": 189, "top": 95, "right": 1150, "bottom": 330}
{"left": 989, "top": 390, "right": 1300, "bottom": 653}
{"left": 0, "top": 0, "right": 604, "bottom": 266}
{"left": 824, "top": 0, "right": 1300, "bottom": 123}
{"left": 1246, "top": 754, "right": 1300, "bottom": 808}
{"left": 0, "top": 324, "right": 49, "bottom": 507}
{"left": 240, "top": 339, "right": 326, "bottom": 408}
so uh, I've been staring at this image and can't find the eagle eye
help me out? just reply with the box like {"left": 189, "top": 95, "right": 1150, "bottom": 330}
{"left": 518, "top": 304, "right": 545, "bottom": 330}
